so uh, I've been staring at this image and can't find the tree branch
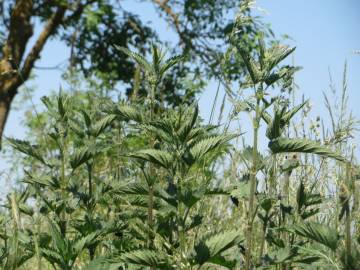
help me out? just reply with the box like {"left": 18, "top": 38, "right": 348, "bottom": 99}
{"left": 152, "top": 0, "right": 186, "bottom": 47}
{"left": 19, "top": 6, "right": 66, "bottom": 86}
{"left": 63, "top": 0, "right": 98, "bottom": 25}
{"left": 1, "top": 0, "right": 33, "bottom": 66}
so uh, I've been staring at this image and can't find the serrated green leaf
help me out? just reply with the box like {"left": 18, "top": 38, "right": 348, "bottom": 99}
{"left": 120, "top": 249, "right": 171, "bottom": 268}
{"left": 70, "top": 147, "right": 93, "bottom": 170}
{"left": 129, "top": 149, "right": 173, "bottom": 170}
{"left": 237, "top": 45, "right": 262, "bottom": 84}
{"left": 194, "top": 230, "right": 243, "bottom": 266}
{"left": 116, "top": 105, "right": 143, "bottom": 122}
{"left": 81, "top": 257, "right": 122, "bottom": 270}
{"left": 268, "top": 137, "right": 346, "bottom": 162}
{"left": 291, "top": 222, "right": 339, "bottom": 251}
{"left": 115, "top": 46, "right": 152, "bottom": 73}
{"left": 159, "top": 55, "right": 185, "bottom": 77}
{"left": 23, "top": 172, "right": 60, "bottom": 189}
{"left": 230, "top": 182, "right": 251, "bottom": 200}
{"left": 91, "top": 114, "right": 116, "bottom": 137}
{"left": 7, "top": 138, "right": 51, "bottom": 167}
{"left": 47, "top": 218, "right": 67, "bottom": 256}
{"left": 267, "top": 46, "right": 296, "bottom": 71}
{"left": 81, "top": 110, "right": 91, "bottom": 128}
{"left": 177, "top": 104, "right": 198, "bottom": 142}
{"left": 190, "top": 134, "right": 237, "bottom": 162}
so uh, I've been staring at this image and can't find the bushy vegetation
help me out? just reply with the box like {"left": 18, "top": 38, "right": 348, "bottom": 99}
{"left": 0, "top": 10, "right": 359, "bottom": 270}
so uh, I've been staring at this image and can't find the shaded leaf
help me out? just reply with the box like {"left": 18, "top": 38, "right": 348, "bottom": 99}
{"left": 291, "top": 222, "right": 339, "bottom": 251}
{"left": 7, "top": 138, "right": 50, "bottom": 167}
{"left": 194, "top": 230, "right": 243, "bottom": 266}
{"left": 70, "top": 147, "right": 93, "bottom": 170}
{"left": 129, "top": 149, "right": 173, "bottom": 170}
{"left": 92, "top": 114, "right": 116, "bottom": 137}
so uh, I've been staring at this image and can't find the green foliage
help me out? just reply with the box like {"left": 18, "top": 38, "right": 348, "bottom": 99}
{"left": 268, "top": 137, "right": 346, "bottom": 162}
{"left": 193, "top": 230, "right": 243, "bottom": 267}
{"left": 291, "top": 222, "right": 339, "bottom": 251}
{"left": 1, "top": 18, "right": 358, "bottom": 270}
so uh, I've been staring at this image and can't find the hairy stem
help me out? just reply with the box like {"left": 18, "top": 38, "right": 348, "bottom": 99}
{"left": 345, "top": 162, "right": 351, "bottom": 266}
{"left": 245, "top": 92, "right": 261, "bottom": 270}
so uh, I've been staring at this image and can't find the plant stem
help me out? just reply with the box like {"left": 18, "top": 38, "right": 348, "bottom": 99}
{"left": 245, "top": 91, "right": 261, "bottom": 270}
{"left": 345, "top": 162, "right": 351, "bottom": 267}
{"left": 148, "top": 82, "right": 157, "bottom": 255}
{"left": 147, "top": 184, "right": 154, "bottom": 247}
{"left": 60, "top": 139, "right": 67, "bottom": 237}
{"left": 87, "top": 162, "right": 93, "bottom": 201}
{"left": 258, "top": 216, "right": 268, "bottom": 262}
{"left": 177, "top": 171, "right": 187, "bottom": 269}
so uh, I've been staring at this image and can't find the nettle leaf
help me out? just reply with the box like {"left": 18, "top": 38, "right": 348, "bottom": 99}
{"left": 91, "top": 114, "right": 117, "bottom": 137}
{"left": 296, "top": 181, "right": 322, "bottom": 220}
{"left": 116, "top": 105, "right": 143, "bottom": 122}
{"left": 268, "top": 137, "right": 346, "bottom": 162}
{"left": 194, "top": 230, "right": 243, "bottom": 267}
{"left": 144, "top": 119, "right": 174, "bottom": 143}
{"left": 237, "top": 45, "right": 262, "bottom": 84}
{"left": 57, "top": 94, "right": 68, "bottom": 119}
{"left": 265, "top": 106, "right": 286, "bottom": 140}
{"left": 115, "top": 46, "right": 152, "bottom": 73}
{"left": 47, "top": 218, "right": 67, "bottom": 256}
{"left": 177, "top": 105, "right": 198, "bottom": 142}
{"left": 70, "top": 147, "right": 93, "bottom": 170}
{"left": 266, "top": 45, "right": 296, "bottom": 71}
{"left": 18, "top": 204, "right": 34, "bottom": 216}
{"left": 230, "top": 182, "right": 251, "bottom": 200}
{"left": 82, "top": 257, "right": 122, "bottom": 270}
{"left": 41, "top": 96, "right": 56, "bottom": 114}
{"left": 282, "top": 100, "right": 308, "bottom": 125}
{"left": 129, "top": 149, "right": 173, "bottom": 170}
{"left": 190, "top": 134, "right": 237, "bottom": 162}
{"left": 7, "top": 138, "right": 50, "bottom": 167}
{"left": 260, "top": 197, "right": 276, "bottom": 213}
{"left": 81, "top": 110, "right": 92, "bottom": 128}
{"left": 241, "top": 147, "right": 265, "bottom": 170}
{"left": 113, "top": 182, "right": 149, "bottom": 196}
{"left": 291, "top": 222, "right": 339, "bottom": 251}
{"left": 264, "top": 67, "right": 288, "bottom": 86}
{"left": 41, "top": 248, "right": 63, "bottom": 266}
{"left": 120, "top": 249, "right": 171, "bottom": 268}
{"left": 266, "top": 101, "right": 307, "bottom": 140}
{"left": 296, "top": 181, "right": 306, "bottom": 212}
{"left": 263, "top": 247, "right": 297, "bottom": 265}
{"left": 160, "top": 54, "right": 185, "bottom": 77}
{"left": 23, "top": 173, "right": 60, "bottom": 189}
{"left": 73, "top": 231, "right": 99, "bottom": 253}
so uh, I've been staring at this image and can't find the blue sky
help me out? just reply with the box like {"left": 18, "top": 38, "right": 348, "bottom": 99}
{"left": 1, "top": 0, "right": 359, "bottom": 159}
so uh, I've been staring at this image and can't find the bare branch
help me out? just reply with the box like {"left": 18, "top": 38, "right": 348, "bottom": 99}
{"left": 152, "top": 0, "right": 186, "bottom": 47}
{"left": 63, "top": 0, "right": 98, "bottom": 25}
{"left": 19, "top": 6, "right": 66, "bottom": 84}
{"left": 1, "top": 0, "right": 33, "bottom": 70}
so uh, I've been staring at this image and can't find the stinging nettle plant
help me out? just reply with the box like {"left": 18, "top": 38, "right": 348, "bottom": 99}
{"left": 1, "top": 18, "right": 359, "bottom": 270}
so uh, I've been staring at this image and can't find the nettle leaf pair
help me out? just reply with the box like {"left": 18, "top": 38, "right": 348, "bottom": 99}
{"left": 129, "top": 105, "right": 237, "bottom": 174}
{"left": 237, "top": 37, "right": 298, "bottom": 88}
{"left": 235, "top": 35, "right": 349, "bottom": 269}
{"left": 263, "top": 100, "right": 345, "bottom": 162}
{"left": 116, "top": 44, "right": 185, "bottom": 91}
{"left": 238, "top": 37, "right": 346, "bottom": 163}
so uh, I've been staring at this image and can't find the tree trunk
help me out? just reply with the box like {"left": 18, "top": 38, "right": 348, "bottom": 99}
{"left": 0, "top": 0, "right": 67, "bottom": 149}
{"left": 0, "top": 86, "right": 15, "bottom": 149}
{"left": 0, "top": 94, "right": 12, "bottom": 143}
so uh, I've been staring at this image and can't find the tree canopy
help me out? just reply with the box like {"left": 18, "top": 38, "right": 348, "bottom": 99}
{"left": 0, "top": 0, "right": 270, "bottom": 148}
